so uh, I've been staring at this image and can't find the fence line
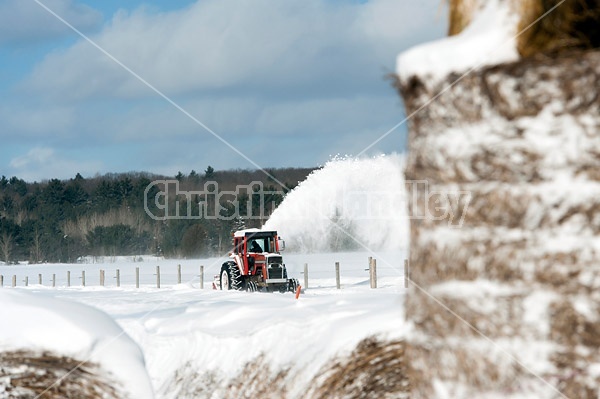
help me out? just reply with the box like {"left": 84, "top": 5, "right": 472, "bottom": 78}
{"left": 0, "top": 259, "right": 408, "bottom": 290}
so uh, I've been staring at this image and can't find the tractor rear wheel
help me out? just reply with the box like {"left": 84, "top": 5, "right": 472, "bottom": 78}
{"left": 220, "top": 262, "right": 244, "bottom": 291}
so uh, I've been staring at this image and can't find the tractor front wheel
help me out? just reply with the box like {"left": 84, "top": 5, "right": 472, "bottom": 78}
{"left": 246, "top": 281, "right": 258, "bottom": 292}
{"left": 220, "top": 268, "right": 231, "bottom": 290}
{"left": 288, "top": 278, "right": 299, "bottom": 293}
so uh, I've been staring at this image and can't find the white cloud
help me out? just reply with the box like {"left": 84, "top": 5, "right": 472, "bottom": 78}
{"left": 25, "top": 0, "right": 445, "bottom": 100}
{"left": 0, "top": 0, "right": 101, "bottom": 45}
{"left": 9, "top": 147, "right": 103, "bottom": 182}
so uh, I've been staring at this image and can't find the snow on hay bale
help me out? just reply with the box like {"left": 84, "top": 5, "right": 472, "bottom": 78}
{"left": 396, "top": 1, "right": 600, "bottom": 398}
{"left": 400, "top": 0, "right": 600, "bottom": 88}
{"left": 0, "top": 351, "right": 118, "bottom": 399}
{"left": 161, "top": 337, "right": 409, "bottom": 399}
{"left": 0, "top": 290, "right": 153, "bottom": 399}
{"left": 448, "top": 0, "right": 600, "bottom": 56}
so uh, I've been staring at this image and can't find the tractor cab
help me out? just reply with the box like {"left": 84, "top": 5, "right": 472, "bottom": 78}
{"left": 233, "top": 229, "right": 282, "bottom": 278}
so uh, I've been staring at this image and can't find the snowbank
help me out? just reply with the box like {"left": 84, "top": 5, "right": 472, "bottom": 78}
{"left": 0, "top": 290, "right": 153, "bottom": 399}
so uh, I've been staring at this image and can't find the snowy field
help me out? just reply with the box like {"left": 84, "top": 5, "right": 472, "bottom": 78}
{"left": 0, "top": 250, "right": 408, "bottom": 398}
{"left": 0, "top": 156, "right": 411, "bottom": 398}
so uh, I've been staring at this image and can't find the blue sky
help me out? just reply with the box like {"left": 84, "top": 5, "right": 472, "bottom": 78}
{"left": 0, "top": 0, "right": 446, "bottom": 181}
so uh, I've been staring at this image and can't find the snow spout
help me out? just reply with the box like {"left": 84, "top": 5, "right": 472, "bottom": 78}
{"left": 264, "top": 154, "right": 408, "bottom": 253}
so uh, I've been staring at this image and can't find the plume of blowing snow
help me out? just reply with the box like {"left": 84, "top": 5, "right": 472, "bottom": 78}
{"left": 264, "top": 154, "right": 408, "bottom": 253}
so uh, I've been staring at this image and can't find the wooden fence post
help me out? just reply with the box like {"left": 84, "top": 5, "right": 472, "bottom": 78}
{"left": 38, "top": 274, "right": 42, "bottom": 285}
{"left": 116, "top": 269, "right": 120, "bottom": 287}
{"left": 304, "top": 263, "right": 309, "bottom": 289}
{"left": 200, "top": 265, "right": 204, "bottom": 289}
{"left": 100, "top": 269, "right": 105, "bottom": 286}
{"left": 404, "top": 259, "right": 409, "bottom": 289}
{"left": 12, "top": 275, "right": 16, "bottom": 287}
{"left": 156, "top": 266, "right": 160, "bottom": 289}
{"left": 52, "top": 274, "right": 56, "bottom": 288}
{"left": 335, "top": 262, "right": 340, "bottom": 289}
{"left": 67, "top": 271, "right": 71, "bottom": 287}
{"left": 25, "top": 276, "right": 28, "bottom": 287}
{"left": 370, "top": 258, "right": 377, "bottom": 289}
{"left": 0, "top": 275, "right": 3, "bottom": 287}
{"left": 136, "top": 267, "right": 140, "bottom": 288}
{"left": 177, "top": 264, "right": 182, "bottom": 284}
{"left": 82, "top": 270, "right": 86, "bottom": 287}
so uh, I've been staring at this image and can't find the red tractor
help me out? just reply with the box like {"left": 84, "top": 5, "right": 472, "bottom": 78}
{"left": 214, "top": 229, "right": 299, "bottom": 293}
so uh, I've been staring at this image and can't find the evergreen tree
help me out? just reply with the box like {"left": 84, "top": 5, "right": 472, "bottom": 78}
{"left": 204, "top": 166, "right": 215, "bottom": 179}
{"left": 189, "top": 170, "right": 199, "bottom": 183}
{"left": 9, "top": 177, "right": 27, "bottom": 196}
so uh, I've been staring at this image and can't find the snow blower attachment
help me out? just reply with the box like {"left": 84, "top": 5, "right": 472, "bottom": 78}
{"left": 213, "top": 229, "right": 299, "bottom": 293}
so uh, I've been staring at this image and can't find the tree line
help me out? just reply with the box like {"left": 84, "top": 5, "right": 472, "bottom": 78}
{"left": 0, "top": 166, "right": 314, "bottom": 264}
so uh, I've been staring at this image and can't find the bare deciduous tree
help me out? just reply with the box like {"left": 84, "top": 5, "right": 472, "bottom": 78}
{"left": 0, "top": 232, "right": 14, "bottom": 264}
{"left": 30, "top": 228, "right": 43, "bottom": 264}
